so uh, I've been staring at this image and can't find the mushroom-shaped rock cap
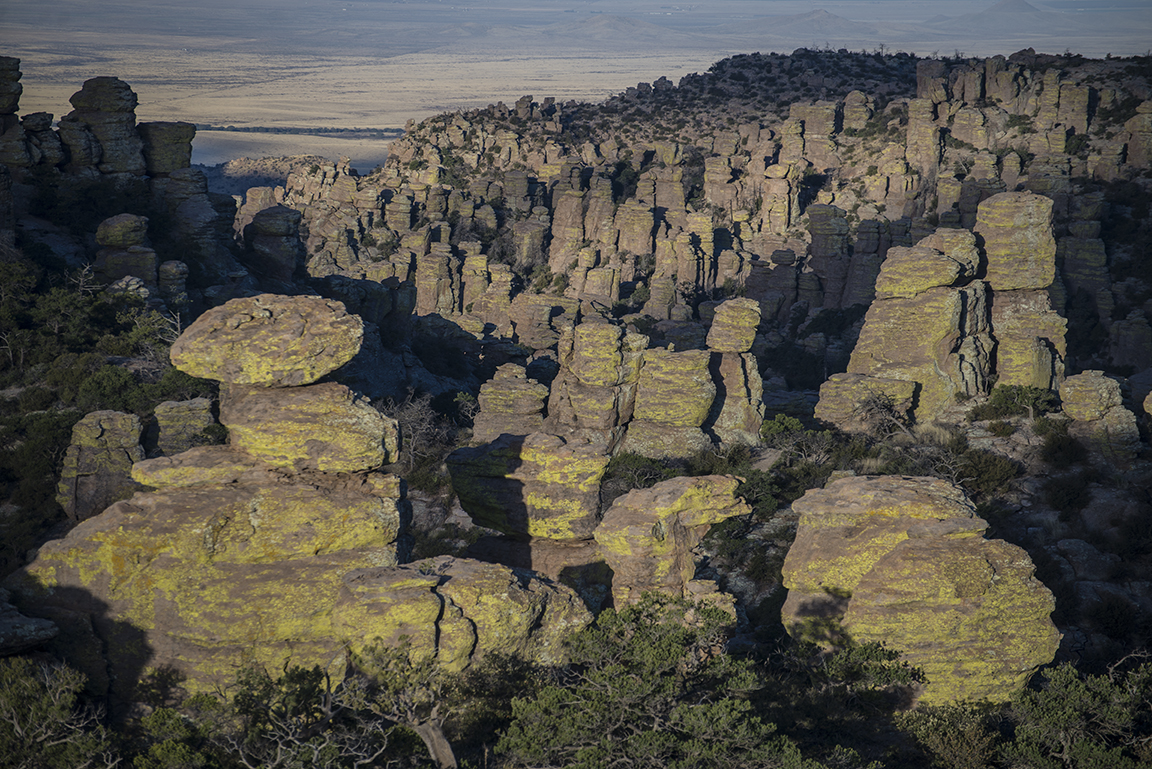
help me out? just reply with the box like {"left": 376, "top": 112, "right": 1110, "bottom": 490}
{"left": 96, "top": 213, "right": 149, "bottom": 248}
{"left": 68, "top": 76, "right": 138, "bottom": 113}
{"left": 170, "top": 294, "right": 363, "bottom": 387}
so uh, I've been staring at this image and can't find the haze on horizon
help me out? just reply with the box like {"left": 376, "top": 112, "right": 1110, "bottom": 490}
{"left": 3, "top": 0, "right": 1150, "bottom": 167}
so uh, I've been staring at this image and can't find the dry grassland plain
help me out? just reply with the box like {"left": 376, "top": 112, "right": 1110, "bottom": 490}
{"left": 3, "top": 0, "right": 1150, "bottom": 172}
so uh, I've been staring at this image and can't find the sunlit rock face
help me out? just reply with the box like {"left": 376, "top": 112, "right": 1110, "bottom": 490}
{"left": 781, "top": 475, "right": 1060, "bottom": 705}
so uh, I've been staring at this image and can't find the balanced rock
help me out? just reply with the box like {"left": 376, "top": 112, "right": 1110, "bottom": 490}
{"left": 595, "top": 475, "right": 750, "bottom": 608}
{"left": 170, "top": 294, "right": 364, "bottom": 387}
{"left": 221, "top": 382, "right": 397, "bottom": 473}
{"left": 56, "top": 410, "right": 144, "bottom": 522}
{"left": 705, "top": 297, "right": 761, "bottom": 353}
{"left": 65, "top": 77, "right": 146, "bottom": 175}
{"left": 781, "top": 475, "right": 1059, "bottom": 704}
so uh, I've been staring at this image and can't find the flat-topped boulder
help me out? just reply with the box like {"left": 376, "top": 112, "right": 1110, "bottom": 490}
{"left": 170, "top": 294, "right": 363, "bottom": 387}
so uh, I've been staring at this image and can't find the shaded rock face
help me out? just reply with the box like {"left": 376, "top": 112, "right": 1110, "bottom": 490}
{"left": 170, "top": 294, "right": 364, "bottom": 387}
{"left": 56, "top": 410, "right": 145, "bottom": 522}
{"left": 781, "top": 475, "right": 1060, "bottom": 705}
{"left": 63, "top": 77, "right": 146, "bottom": 176}
{"left": 595, "top": 475, "right": 750, "bottom": 609}
{"left": 0, "top": 588, "right": 57, "bottom": 656}
{"left": 93, "top": 213, "right": 158, "bottom": 292}
{"left": 136, "top": 121, "right": 195, "bottom": 176}
{"left": 152, "top": 397, "right": 216, "bottom": 456}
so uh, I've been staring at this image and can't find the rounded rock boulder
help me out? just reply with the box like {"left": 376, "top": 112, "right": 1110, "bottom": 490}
{"left": 170, "top": 294, "right": 364, "bottom": 387}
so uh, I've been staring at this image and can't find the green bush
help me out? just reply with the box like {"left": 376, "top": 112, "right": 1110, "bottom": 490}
{"left": 1000, "top": 661, "right": 1152, "bottom": 768}
{"left": 967, "top": 385, "right": 1059, "bottom": 422}
{"left": 1043, "top": 469, "right": 1096, "bottom": 519}
{"left": 496, "top": 594, "right": 818, "bottom": 769}
{"left": 988, "top": 420, "right": 1015, "bottom": 438}
{"left": 0, "top": 657, "right": 118, "bottom": 768}
{"left": 958, "top": 449, "right": 1021, "bottom": 496}
{"left": 1040, "top": 430, "right": 1088, "bottom": 468}
{"left": 897, "top": 702, "right": 998, "bottom": 769}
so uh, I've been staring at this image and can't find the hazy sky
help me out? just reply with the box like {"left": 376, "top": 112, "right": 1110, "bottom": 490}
{"left": 2, "top": 0, "right": 1150, "bottom": 166}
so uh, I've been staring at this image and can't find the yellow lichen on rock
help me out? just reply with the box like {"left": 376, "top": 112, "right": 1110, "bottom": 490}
{"left": 170, "top": 294, "right": 363, "bottom": 387}
{"left": 221, "top": 382, "right": 397, "bottom": 473}
{"left": 780, "top": 475, "right": 1059, "bottom": 704}
{"left": 595, "top": 475, "right": 750, "bottom": 608}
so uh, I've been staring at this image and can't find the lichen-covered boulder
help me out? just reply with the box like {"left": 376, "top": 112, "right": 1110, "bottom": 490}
{"left": 5, "top": 471, "right": 407, "bottom": 698}
{"left": 706, "top": 298, "right": 761, "bottom": 353}
{"left": 170, "top": 294, "right": 363, "bottom": 387}
{"left": 447, "top": 432, "right": 609, "bottom": 540}
{"left": 975, "top": 191, "right": 1056, "bottom": 291}
{"left": 56, "top": 410, "right": 144, "bottom": 522}
{"left": 221, "top": 383, "right": 397, "bottom": 473}
{"left": 595, "top": 475, "right": 749, "bottom": 608}
{"left": 1059, "top": 370, "right": 1123, "bottom": 421}
{"left": 131, "top": 445, "right": 261, "bottom": 489}
{"left": 843, "top": 281, "right": 992, "bottom": 422}
{"left": 152, "top": 398, "right": 217, "bottom": 456}
{"left": 334, "top": 556, "right": 591, "bottom": 671}
{"left": 1059, "top": 371, "right": 1142, "bottom": 459}
{"left": 873, "top": 245, "right": 970, "bottom": 300}
{"left": 473, "top": 363, "right": 549, "bottom": 443}
{"left": 844, "top": 537, "right": 1061, "bottom": 705}
{"left": 781, "top": 475, "right": 1059, "bottom": 704}
{"left": 96, "top": 213, "right": 149, "bottom": 248}
{"left": 622, "top": 348, "right": 716, "bottom": 458}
